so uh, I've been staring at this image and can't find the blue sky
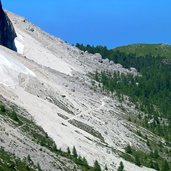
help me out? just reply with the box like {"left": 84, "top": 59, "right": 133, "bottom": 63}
{"left": 3, "top": 0, "right": 171, "bottom": 48}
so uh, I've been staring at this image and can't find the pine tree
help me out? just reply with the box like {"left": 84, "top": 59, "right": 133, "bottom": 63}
{"left": 135, "top": 154, "right": 141, "bottom": 166}
{"left": 117, "top": 161, "right": 124, "bottom": 171}
{"left": 72, "top": 146, "right": 78, "bottom": 158}
{"left": 82, "top": 157, "right": 88, "bottom": 166}
{"left": 52, "top": 143, "right": 57, "bottom": 151}
{"left": 93, "top": 160, "right": 101, "bottom": 171}
{"left": 161, "top": 160, "right": 170, "bottom": 171}
{"left": 153, "top": 150, "right": 159, "bottom": 159}
{"left": 77, "top": 155, "right": 82, "bottom": 165}
{"left": 27, "top": 155, "right": 31, "bottom": 162}
{"left": 0, "top": 104, "right": 6, "bottom": 112}
{"left": 67, "top": 147, "right": 71, "bottom": 154}
{"left": 125, "top": 145, "right": 132, "bottom": 154}
{"left": 11, "top": 110, "right": 19, "bottom": 122}
{"left": 153, "top": 162, "right": 159, "bottom": 171}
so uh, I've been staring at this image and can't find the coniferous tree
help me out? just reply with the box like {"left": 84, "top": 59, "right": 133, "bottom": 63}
{"left": 161, "top": 160, "right": 170, "bottom": 171}
{"left": 11, "top": 110, "right": 19, "bottom": 122}
{"left": 0, "top": 104, "right": 6, "bottom": 112}
{"left": 135, "top": 154, "right": 141, "bottom": 166}
{"left": 117, "top": 161, "right": 124, "bottom": 171}
{"left": 67, "top": 147, "right": 71, "bottom": 154}
{"left": 93, "top": 160, "right": 101, "bottom": 171}
{"left": 82, "top": 157, "right": 88, "bottom": 166}
{"left": 153, "top": 162, "right": 159, "bottom": 171}
{"left": 125, "top": 145, "right": 132, "bottom": 154}
{"left": 72, "top": 146, "right": 78, "bottom": 158}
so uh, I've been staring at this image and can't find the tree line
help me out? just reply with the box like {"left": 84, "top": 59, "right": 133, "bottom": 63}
{"left": 76, "top": 43, "right": 171, "bottom": 142}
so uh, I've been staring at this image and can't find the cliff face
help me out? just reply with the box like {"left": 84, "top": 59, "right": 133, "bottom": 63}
{"left": 0, "top": 0, "right": 17, "bottom": 51}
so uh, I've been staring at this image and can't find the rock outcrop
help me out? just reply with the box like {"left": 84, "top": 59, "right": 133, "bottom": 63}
{"left": 0, "top": 0, "right": 16, "bottom": 50}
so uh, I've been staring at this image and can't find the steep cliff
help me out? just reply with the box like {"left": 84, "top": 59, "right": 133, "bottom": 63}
{"left": 0, "top": 0, "right": 16, "bottom": 51}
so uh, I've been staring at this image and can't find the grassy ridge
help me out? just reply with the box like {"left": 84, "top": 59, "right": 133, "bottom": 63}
{"left": 113, "top": 43, "right": 171, "bottom": 58}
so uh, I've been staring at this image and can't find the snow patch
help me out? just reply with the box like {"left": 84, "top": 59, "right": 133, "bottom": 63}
{"left": 0, "top": 50, "right": 35, "bottom": 87}
{"left": 14, "top": 33, "right": 24, "bottom": 54}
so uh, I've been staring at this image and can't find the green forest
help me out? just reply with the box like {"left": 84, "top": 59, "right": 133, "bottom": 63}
{"left": 76, "top": 43, "right": 171, "bottom": 170}
{"left": 76, "top": 43, "right": 171, "bottom": 142}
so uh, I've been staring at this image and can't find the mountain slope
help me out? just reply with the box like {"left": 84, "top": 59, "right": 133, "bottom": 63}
{"left": 0, "top": 8, "right": 168, "bottom": 171}
{"left": 0, "top": 96, "right": 92, "bottom": 171}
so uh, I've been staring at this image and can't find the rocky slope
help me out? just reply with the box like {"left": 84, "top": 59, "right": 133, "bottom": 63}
{"left": 0, "top": 4, "right": 167, "bottom": 171}
{"left": 0, "top": 96, "right": 86, "bottom": 171}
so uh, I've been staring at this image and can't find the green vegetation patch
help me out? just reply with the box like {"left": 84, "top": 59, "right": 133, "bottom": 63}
{"left": 113, "top": 44, "right": 171, "bottom": 59}
{"left": 0, "top": 148, "right": 36, "bottom": 171}
{"left": 77, "top": 44, "right": 171, "bottom": 142}
{"left": 122, "top": 145, "right": 171, "bottom": 171}
{"left": 76, "top": 43, "right": 171, "bottom": 170}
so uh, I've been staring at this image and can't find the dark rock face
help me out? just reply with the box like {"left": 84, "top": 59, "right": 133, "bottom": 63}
{"left": 0, "top": 0, "right": 17, "bottom": 51}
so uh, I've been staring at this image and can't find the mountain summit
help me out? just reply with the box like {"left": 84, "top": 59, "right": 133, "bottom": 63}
{"left": 0, "top": 0, "right": 17, "bottom": 51}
